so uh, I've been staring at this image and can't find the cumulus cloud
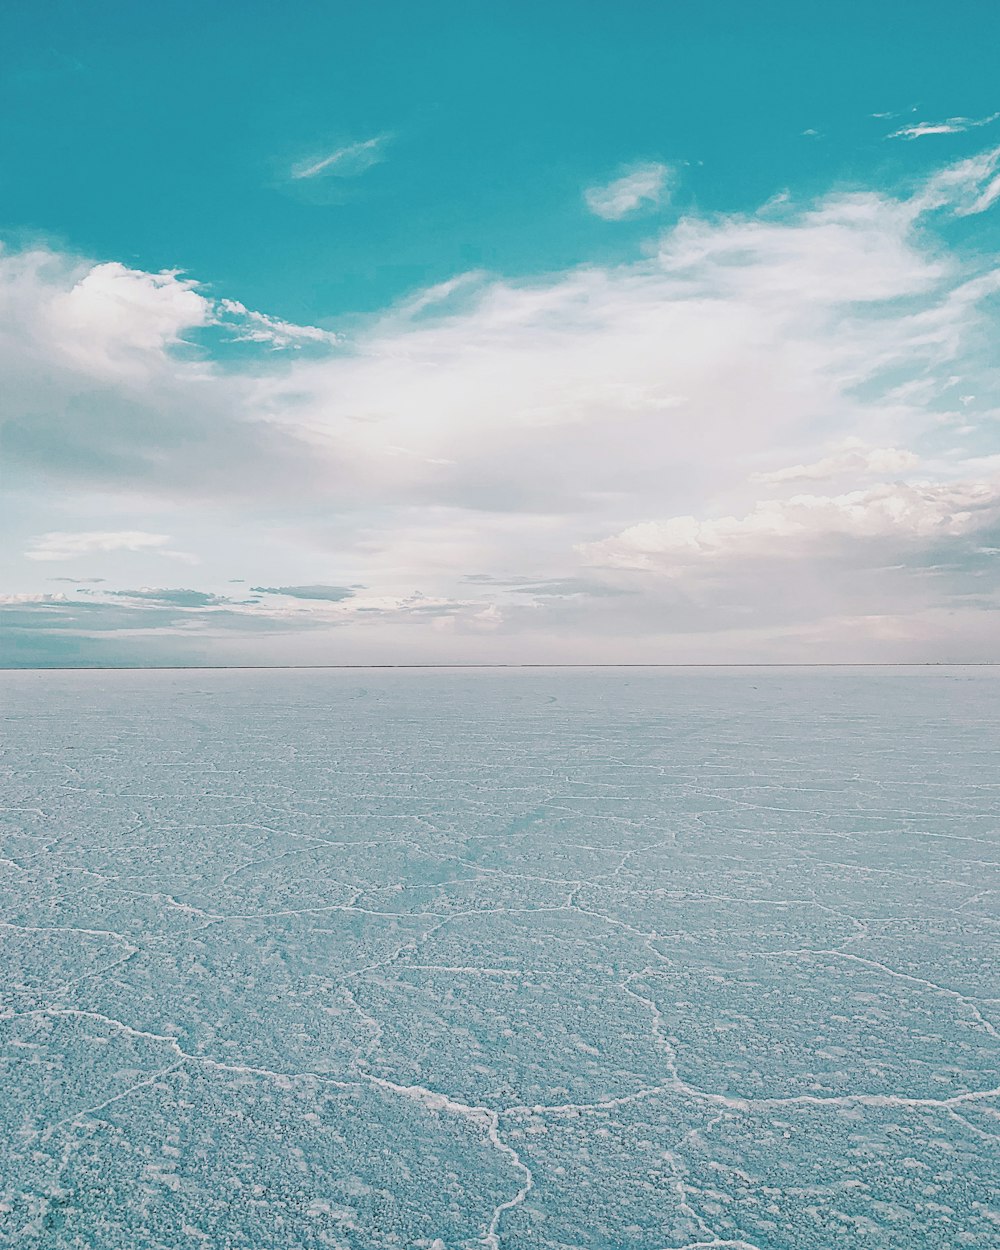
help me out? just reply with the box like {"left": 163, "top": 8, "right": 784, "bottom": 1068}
{"left": 0, "top": 251, "right": 338, "bottom": 375}
{"left": 290, "top": 135, "right": 389, "bottom": 180}
{"left": 37, "top": 260, "right": 210, "bottom": 378}
{"left": 0, "top": 248, "right": 332, "bottom": 499}
{"left": 584, "top": 162, "right": 671, "bottom": 219}
{"left": 0, "top": 592, "right": 70, "bottom": 605}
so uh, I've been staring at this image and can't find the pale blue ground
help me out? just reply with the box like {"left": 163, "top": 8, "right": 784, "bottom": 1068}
{"left": 1, "top": 668, "right": 997, "bottom": 1249}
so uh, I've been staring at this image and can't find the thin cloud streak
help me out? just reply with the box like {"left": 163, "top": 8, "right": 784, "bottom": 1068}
{"left": 889, "top": 112, "right": 999, "bottom": 140}
{"left": 24, "top": 531, "right": 198, "bottom": 564}
{"left": 290, "top": 135, "right": 390, "bottom": 180}
{"left": 752, "top": 442, "right": 921, "bottom": 484}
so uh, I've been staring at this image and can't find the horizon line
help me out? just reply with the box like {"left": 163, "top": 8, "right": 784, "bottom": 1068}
{"left": 2, "top": 661, "right": 997, "bottom": 673}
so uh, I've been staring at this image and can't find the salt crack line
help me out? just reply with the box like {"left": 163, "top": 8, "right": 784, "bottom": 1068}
{"left": 618, "top": 965, "right": 999, "bottom": 1112}
{"left": 659, "top": 1240, "right": 764, "bottom": 1250}
{"left": 483, "top": 1118, "right": 533, "bottom": 1250}
{"left": 945, "top": 1107, "right": 1000, "bottom": 1143}
{"left": 9, "top": 1007, "right": 357, "bottom": 1090}
{"left": 0, "top": 920, "right": 135, "bottom": 946}
{"left": 46, "top": 1062, "right": 185, "bottom": 1135}
{"left": 759, "top": 945, "right": 1000, "bottom": 1037}
{"left": 661, "top": 1112, "right": 737, "bottom": 1243}
{"left": 503, "top": 1086, "right": 671, "bottom": 1118}
{"left": 360, "top": 1074, "right": 533, "bottom": 1247}
{"left": 505, "top": 1073, "right": 1000, "bottom": 1116}
{"left": 807, "top": 948, "right": 1000, "bottom": 1038}
{"left": 670, "top": 1076, "right": 1000, "bottom": 1112}
{"left": 398, "top": 964, "right": 527, "bottom": 977}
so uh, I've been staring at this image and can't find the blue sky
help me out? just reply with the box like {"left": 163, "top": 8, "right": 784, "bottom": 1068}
{"left": 2, "top": 1, "right": 1000, "bottom": 665}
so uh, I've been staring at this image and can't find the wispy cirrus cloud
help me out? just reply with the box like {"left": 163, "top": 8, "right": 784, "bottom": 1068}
{"left": 216, "top": 299, "right": 340, "bottom": 350}
{"left": 290, "top": 134, "right": 390, "bottom": 181}
{"left": 888, "top": 112, "right": 999, "bottom": 140}
{"left": 584, "top": 161, "right": 672, "bottom": 220}
{"left": 916, "top": 144, "right": 1000, "bottom": 216}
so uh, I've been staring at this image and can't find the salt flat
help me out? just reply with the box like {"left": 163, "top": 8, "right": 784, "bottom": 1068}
{"left": 1, "top": 667, "right": 997, "bottom": 1249}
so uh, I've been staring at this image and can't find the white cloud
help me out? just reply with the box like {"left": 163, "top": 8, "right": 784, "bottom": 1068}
{"left": 752, "top": 441, "right": 921, "bottom": 484}
{"left": 3, "top": 146, "right": 1000, "bottom": 660}
{"left": 44, "top": 260, "right": 210, "bottom": 377}
{"left": 251, "top": 163, "right": 992, "bottom": 534}
{"left": 584, "top": 162, "right": 671, "bottom": 219}
{"left": 580, "top": 479, "right": 1000, "bottom": 570}
{"left": 0, "top": 246, "right": 334, "bottom": 500}
{"left": 889, "top": 112, "right": 999, "bottom": 140}
{"left": 24, "top": 531, "right": 197, "bottom": 562}
{"left": 290, "top": 135, "right": 389, "bottom": 180}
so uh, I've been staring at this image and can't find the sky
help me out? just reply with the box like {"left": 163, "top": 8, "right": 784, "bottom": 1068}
{"left": 2, "top": 0, "right": 999, "bottom": 666}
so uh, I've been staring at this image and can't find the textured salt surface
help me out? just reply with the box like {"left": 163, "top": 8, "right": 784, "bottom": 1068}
{"left": 0, "top": 667, "right": 997, "bottom": 1249}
